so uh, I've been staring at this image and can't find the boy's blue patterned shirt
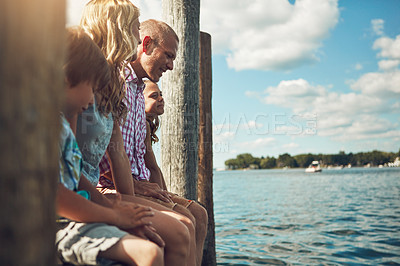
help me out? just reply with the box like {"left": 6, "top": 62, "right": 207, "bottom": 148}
{"left": 59, "top": 114, "right": 82, "bottom": 191}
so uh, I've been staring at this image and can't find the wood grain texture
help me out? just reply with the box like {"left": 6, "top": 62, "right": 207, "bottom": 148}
{"left": 161, "top": 0, "right": 200, "bottom": 200}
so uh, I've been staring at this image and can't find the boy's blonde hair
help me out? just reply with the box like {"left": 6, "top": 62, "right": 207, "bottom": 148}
{"left": 64, "top": 26, "right": 110, "bottom": 93}
{"left": 80, "top": 0, "right": 140, "bottom": 121}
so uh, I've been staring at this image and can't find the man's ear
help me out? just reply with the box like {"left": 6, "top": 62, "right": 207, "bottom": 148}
{"left": 142, "top": 36, "right": 152, "bottom": 54}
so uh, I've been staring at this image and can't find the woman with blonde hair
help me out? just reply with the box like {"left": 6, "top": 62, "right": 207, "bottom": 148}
{"left": 80, "top": 0, "right": 140, "bottom": 124}
{"left": 75, "top": 0, "right": 196, "bottom": 265}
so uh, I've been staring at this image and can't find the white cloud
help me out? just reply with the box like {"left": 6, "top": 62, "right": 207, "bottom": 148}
{"left": 378, "top": 60, "right": 400, "bottom": 71}
{"left": 201, "top": 0, "right": 339, "bottom": 71}
{"left": 322, "top": 115, "right": 394, "bottom": 139}
{"left": 331, "top": 115, "right": 400, "bottom": 141}
{"left": 350, "top": 33, "right": 400, "bottom": 99}
{"left": 373, "top": 35, "right": 400, "bottom": 59}
{"left": 371, "top": 19, "right": 384, "bottom": 36}
{"left": 351, "top": 70, "right": 400, "bottom": 97}
{"left": 313, "top": 92, "right": 384, "bottom": 116}
{"left": 262, "top": 79, "right": 326, "bottom": 113}
{"left": 249, "top": 76, "right": 396, "bottom": 142}
{"left": 347, "top": 115, "right": 395, "bottom": 135}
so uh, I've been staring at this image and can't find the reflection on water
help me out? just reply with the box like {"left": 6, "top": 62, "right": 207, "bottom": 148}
{"left": 214, "top": 168, "right": 400, "bottom": 265}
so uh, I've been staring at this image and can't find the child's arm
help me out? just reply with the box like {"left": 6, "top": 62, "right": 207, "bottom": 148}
{"left": 78, "top": 174, "right": 113, "bottom": 207}
{"left": 106, "top": 121, "right": 134, "bottom": 195}
{"left": 56, "top": 183, "right": 154, "bottom": 229}
{"left": 144, "top": 121, "right": 167, "bottom": 190}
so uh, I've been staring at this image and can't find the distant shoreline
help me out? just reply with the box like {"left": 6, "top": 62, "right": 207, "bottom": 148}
{"left": 224, "top": 150, "right": 400, "bottom": 170}
{"left": 213, "top": 165, "right": 400, "bottom": 172}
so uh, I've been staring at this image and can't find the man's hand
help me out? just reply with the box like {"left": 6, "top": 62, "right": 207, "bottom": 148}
{"left": 112, "top": 193, "right": 155, "bottom": 229}
{"left": 134, "top": 179, "right": 173, "bottom": 203}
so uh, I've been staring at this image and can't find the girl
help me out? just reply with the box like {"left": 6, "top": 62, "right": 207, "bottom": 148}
{"left": 75, "top": 1, "right": 196, "bottom": 265}
{"left": 143, "top": 80, "right": 208, "bottom": 266}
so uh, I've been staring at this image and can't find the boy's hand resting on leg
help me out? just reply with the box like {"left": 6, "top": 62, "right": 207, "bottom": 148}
{"left": 111, "top": 193, "right": 165, "bottom": 247}
{"left": 112, "top": 193, "right": 154, "bottom": 229}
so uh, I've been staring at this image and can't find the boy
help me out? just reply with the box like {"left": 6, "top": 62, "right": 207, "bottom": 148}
{"left": 57, "top": 27, "right": 164, "bottom": 266}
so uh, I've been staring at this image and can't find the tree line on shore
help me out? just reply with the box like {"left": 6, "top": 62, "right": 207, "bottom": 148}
{"left": 224, "top": 150, "right": 400, "bottom": 170}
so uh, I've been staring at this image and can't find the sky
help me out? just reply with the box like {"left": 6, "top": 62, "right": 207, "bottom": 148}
{"left": 67, "top": 0, "right": 400, "bottom": 169}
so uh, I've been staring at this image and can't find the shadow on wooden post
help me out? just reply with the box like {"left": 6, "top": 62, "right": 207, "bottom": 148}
{"left": 0, "top": 0, "right": 65, "bottom": 264}
{"left": 198, "top": 31, "right": 217, "bottom": 266}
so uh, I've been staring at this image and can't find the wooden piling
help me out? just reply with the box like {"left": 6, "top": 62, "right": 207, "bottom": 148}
{"left": 0, "top": 0, "right": 65, "bottom": 264}
{"left": 161, "top": 0, "right": 200, "bottom": 200}
{"left": 198, "top": 31, "right": 217, "bottom": 266}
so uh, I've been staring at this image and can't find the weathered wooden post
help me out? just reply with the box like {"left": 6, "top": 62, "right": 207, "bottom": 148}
{"left": 0, "top": 0, "right": 65, "bottom": 264}
{"left": 161, "top": 0, "right": 200, "bottom": 200}
{"left": 198, "top": 31, "right": 217, "bottom": 266}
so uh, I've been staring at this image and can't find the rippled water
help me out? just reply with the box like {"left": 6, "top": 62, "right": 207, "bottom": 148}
{"left": 214, "top": 167, "right": 400, "bottom": 265}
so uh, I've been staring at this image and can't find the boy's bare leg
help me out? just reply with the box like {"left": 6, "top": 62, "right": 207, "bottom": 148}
{"left": 105, "top": 193, "right": 195, "bottom": 266}
{"left": 99, "top": 234, "right": 163, "bottom": 266}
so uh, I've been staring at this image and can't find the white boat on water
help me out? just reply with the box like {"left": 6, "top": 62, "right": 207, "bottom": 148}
{"left": 305, "top": 161, "right": 322, "bottom": 173}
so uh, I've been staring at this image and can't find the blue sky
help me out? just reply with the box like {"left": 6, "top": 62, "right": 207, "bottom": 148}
{"left": 67, "top": 0, "right": 400, "bottom": 169}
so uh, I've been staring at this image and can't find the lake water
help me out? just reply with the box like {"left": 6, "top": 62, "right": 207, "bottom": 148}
{"left": 213, "top": 167, "right": 400, "bottom": 265}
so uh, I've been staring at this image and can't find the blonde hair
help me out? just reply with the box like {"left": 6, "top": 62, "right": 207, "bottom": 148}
{"left": 80, "top": 0, "right": 140, "bottom": 122}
